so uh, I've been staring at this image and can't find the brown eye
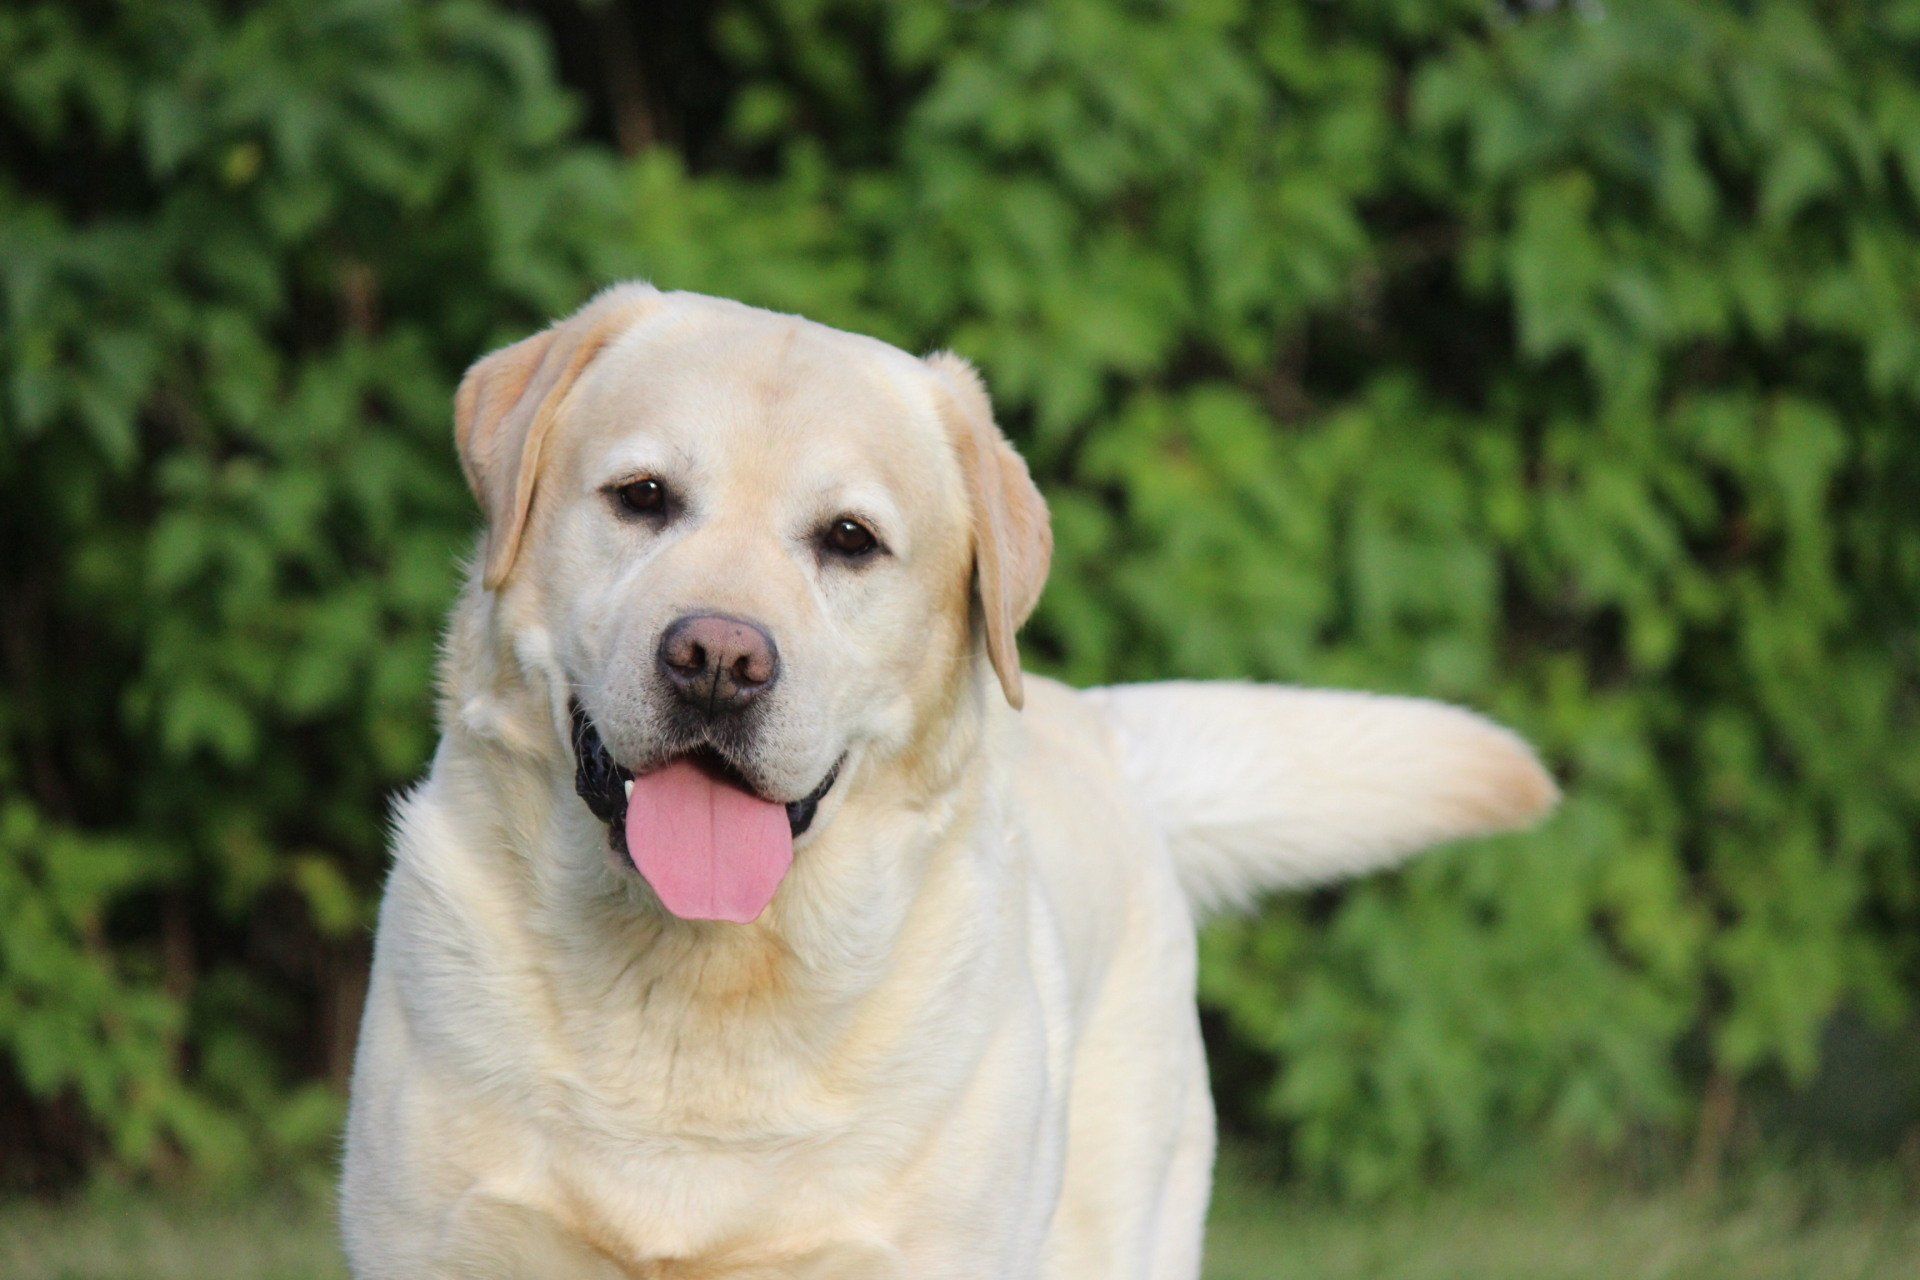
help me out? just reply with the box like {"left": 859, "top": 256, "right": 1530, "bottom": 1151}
{"left": 823, "top": 517, "right": 879, "bottom": 558}
{"left": 615, "top": 477, "right": 667, "bottom": 516}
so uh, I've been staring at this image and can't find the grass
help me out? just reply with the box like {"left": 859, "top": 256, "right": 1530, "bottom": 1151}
{"left": 3, "top": 1156, "right": 1917, "bottom": 1279}
{"left": 1204, "top": 1152, "right": 1920, "bottom": 1280}
{"left": 0, "top": 1185, "right": 345, "bottom": 1280}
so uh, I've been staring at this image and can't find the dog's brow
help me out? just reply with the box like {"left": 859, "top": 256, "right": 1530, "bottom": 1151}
{"left": 593, "top": 437, "right": 694, "bottom": 487}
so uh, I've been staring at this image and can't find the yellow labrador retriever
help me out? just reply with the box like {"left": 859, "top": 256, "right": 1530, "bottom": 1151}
{"left": 340, "top": 285, "right": 1557, "bottom": 1278}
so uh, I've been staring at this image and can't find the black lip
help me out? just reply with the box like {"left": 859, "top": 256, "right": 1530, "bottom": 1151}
{"left": 785, "top": 760, "right": 840, "bottom": 836}
{"left": 567, "top": 701, "right": 840, "bottom": 857}
{"left": 570, "top": 702, "right": 632, "bottom": 830}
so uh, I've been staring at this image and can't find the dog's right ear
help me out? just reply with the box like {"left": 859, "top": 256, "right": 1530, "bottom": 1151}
{"left": 454, "top": 283, "right": 659, "bottom": 590}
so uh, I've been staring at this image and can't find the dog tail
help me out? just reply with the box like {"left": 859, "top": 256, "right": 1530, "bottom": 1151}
{"left": 1084, "top": 681, "right": 1559, "bottom": 920}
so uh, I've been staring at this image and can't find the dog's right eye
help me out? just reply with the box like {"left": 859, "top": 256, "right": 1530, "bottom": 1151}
{"left": 612, "top": 477, "right": 669, "bottom": 518}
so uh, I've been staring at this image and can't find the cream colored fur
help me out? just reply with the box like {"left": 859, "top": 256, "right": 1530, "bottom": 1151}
{"left": 340, "top": 286, "right": 1557, "bottom": 1279}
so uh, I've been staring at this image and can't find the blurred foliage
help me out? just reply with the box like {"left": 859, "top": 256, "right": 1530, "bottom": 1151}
{"left": 2, "top": 0, "right": 1918, "bottom": 1196}
{"left": 0, "top": 0, "right": 632, "bottom": 1184}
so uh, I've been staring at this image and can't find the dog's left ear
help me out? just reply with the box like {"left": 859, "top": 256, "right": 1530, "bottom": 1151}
{"left": 454, "top": 283, "right": 660, "bottom": 590}
{"left": 925, "top": 352, "right": 1052, "bottom": 710}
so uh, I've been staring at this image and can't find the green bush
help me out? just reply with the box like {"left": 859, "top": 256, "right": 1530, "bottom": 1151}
{"left": 0, "top": 0, "right": 632, "bottom": 1182}
{"left": 2, "top": 0, "right": 1917, "bottom": 1195}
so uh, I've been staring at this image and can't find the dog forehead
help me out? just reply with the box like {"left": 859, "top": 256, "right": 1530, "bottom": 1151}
{"left": 572, "top": 293, "right": 951, "bottom": 465}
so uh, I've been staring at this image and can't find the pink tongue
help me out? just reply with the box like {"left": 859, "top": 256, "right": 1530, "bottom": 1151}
{"left": 624, "top": 759, "right": 794, "bottom": 923}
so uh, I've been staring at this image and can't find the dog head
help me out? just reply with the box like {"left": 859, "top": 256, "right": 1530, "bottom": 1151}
{"left": 452, "top": 285, "right": 1049, "bottom": 920}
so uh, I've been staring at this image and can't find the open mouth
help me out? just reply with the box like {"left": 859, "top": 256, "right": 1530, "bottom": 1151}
{"left": 569, "top": 702, "right": 840, "bottom": 922}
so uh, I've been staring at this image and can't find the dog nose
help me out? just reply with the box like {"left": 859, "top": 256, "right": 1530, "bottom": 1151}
{"left": 656, "top": 613, "right": 780, "bottom": 712}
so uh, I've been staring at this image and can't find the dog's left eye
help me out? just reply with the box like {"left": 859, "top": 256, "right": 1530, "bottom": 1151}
{"left": 822, "top": 517, "right": 880, "bottom": 559}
